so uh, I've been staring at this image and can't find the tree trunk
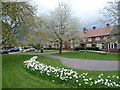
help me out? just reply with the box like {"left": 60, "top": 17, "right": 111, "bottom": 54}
{"left": 59, "top": 39, "right": 63, "bottom": 54}
{"left": 84, "top": 37, "right": 87, "bottom": 56}
{"left": 73, "top": 40, "right": 75, "bottom": 50}
{"left": 37, "top": 44, "right": 41, "bottom": 51}
{"left": 107, "top": 43, "right": 110, "bottom": 52}
{"left": 84, "top": 43, "right": 87, "bottom": 56}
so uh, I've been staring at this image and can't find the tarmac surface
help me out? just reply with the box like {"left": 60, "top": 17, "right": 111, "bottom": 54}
{"left": 22, "top": 52, "right": 120, "bottom": 71}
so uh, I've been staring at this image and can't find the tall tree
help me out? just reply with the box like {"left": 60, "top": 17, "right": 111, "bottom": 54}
{"left": 27, "top": 16, "right": 48, "bottom": 50}
{"left": 46, "top": 2, "right": 81, "bottom": 53}
{"left": 2, "top": 2, "right": 36, "bottom": 48}
{"left": 100, "top": 0, "right": 119, "bottom": 25}
{"left": 100, "top": 0, "right": 120, "bottom": 50}
{"left": 27, "top": 30, "right": 47, "bottom": 50}
{"left": 110, "top": 25, "right": 120, "bottom": 45}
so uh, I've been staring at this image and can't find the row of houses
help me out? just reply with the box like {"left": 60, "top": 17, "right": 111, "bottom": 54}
{"left": 45, "top": 24, "right": 119, "bottom": 52}
{"left": 84, "top": 24, "right": 119, "bottom": 52}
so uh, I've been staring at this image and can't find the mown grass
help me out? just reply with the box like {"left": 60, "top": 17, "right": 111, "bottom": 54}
{"left": 2, "top": 54, "right": 119, "bottom": 88}
{"left": 44, "top": 50, "right": 59, "bottom": 53}
{"left": 2, "top": 54, "right": 68, "bottom": 88}
{"left": 22, "top": 50, "right": 58, "bottom": 53}
{"left": 53, "top": 51, "right": 119, "bottom": 61}
{"left": 0, "top": 55, "right": 2, "bottom": 89}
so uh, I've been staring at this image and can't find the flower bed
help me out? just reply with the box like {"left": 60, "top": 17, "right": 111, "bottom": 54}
{"left": 23, "top": 56, "right": 120, "bottom": 88}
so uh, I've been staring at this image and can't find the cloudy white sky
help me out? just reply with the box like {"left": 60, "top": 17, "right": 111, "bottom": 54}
{"left": 31, "top": 0, "right": 111, "bottom": 30}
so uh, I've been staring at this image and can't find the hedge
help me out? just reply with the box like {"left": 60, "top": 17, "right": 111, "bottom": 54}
{"left": 54, "top": 47, "right": 66, "bottom": 49}
{"left": 75, "top": 47, "right": 99, "bottom": 51}
{"left": 43, "top": 47, "right": 66, "bottom": 50}
{"left": 43, "top": 47, "right": 53, "bottom": 50}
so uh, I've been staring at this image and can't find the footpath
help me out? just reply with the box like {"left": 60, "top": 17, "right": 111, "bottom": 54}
{"left": 21, "top": 52, "right": 119, "bottom": 71}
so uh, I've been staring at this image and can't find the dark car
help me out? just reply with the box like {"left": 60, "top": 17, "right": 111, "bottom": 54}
{"left": 1, "top": 50, "right": 9, "bottom": 55}
{"left": 8, "top": 48, "right": 19, "bottom": 52}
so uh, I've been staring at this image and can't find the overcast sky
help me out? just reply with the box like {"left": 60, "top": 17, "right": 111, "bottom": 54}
{"left": 31, "top": 0, "right": 111, "bottom": 30}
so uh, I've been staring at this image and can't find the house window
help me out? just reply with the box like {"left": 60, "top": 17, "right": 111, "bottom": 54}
{"left": 71, "top": 45, "right": 73, "bottom": 48}
{"left": 75, "top": 44, "right": 79, "bottom": 47}
{"left": 92, "top": 44, "right": 96, "bottom": 47}
{"left": 114, "top": 43, "right": 117, "bottom": 49}
{"left": 71, "top": 40, "right": 73, "bottom": 43}
{"left": 102, "top": 43, "right": 107, "bottom": 49}
{"left": 111, "top": 36, "right": 115, "bottom": 40}
{"left": 117, "top": 43, "right": 120, "bottom": 49}
{"left": 103, "top": 36, "right": 107, "bottom": 40}
{"left": 95, "top": 37, "right": 100, "bottom": 41}
{"left": 86, "top": 44, "right": 92, "bottom": 47}
{"left": 96, "top": 44, "right": 102, "bottom": 49}
{"left": 88, "top": 38, "right": 92, "bottom": 41}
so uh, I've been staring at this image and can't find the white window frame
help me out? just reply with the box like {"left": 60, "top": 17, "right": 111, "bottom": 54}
{"left": 75, "top": 44, "right": 79, "bottom": 47}
{"left": 96, "top": 44, "right": 102, "bottom": 49}
{"left": 71, "top": 45, "right": 73, "bottom": 48}
{"left": 95, "top": 37, "right": 100, "bottom": 41}
{"left": 86, "top": 44, "right": 92, "bottom": 47}
{"left": 103, "top": 36, "right": 107, "bottom": 40}
{"left": 88, "top": 38, "right": 92, "bottom": 41}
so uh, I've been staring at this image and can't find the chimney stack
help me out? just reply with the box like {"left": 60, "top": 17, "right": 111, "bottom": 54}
{"left": 106, "top": 23, "right": 110, "bottom": 27}
{"left": 93, "top": 26, "right": 96, "bottom": 29}
{"left": 83, "top": 27, "right": 88, "bottom": 34}
{"left": 83, "top": 27, "right": 86, "bottom": 31}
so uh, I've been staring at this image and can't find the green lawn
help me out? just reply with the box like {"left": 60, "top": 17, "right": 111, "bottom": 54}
{"left": 0, "top": 55, "right": 2, "bottom": 89}
{"left": 22, "top": 51, "right": 40, "bottom": 53}
{"left": 2, "top": 54, "right": 119, "bottom": 88}
{"left": 43, "top": 50, "right": 58, "bottom": 53}
{"left": 2, "top": 54, "right": 67, "bottom": 88}
{"left": 53, "top": 51, "right": 119, "bottom": 61}
{"left": 23, "top": 50, "right": 58, "bottom": 53}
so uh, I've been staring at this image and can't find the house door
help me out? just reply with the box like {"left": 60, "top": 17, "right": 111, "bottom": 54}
{"left": 92, "top": 44, "right": 96, "bottom": 47}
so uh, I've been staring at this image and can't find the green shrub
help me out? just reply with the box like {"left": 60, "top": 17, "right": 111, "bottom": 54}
{"left": 87, "top": 47, "right": 99, "bottom": 50}
{"left": 74, "top": 47, "right": 84, "bottom": 50}
{"left": 54, "top": 47, "right": 59, "bottom": 49}
{"left": 62, "top": 47, "right": 66, "bottom": 49}
{"left": 75, "top": 47, "right": 99, "bottom": 51}
{"left": 44, "top": 47, "right": 53, "bottom": 50}
{"left": 53, "top": 47, "right": 66, "bottom": 50}
{"left": 23, "top": 46, "right": 32, "bottom": 49}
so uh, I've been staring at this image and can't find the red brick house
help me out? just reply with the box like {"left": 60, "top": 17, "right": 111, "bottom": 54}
{"left": 84, "top": 25, "right": 120, "bottom": 52}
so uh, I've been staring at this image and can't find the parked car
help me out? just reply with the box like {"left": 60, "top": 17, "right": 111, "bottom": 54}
{"left": 22, "top": 48, "right": 36, "bottom": 52}
{"left": 25, "top": 49, "right": 31, "bottom": 52}
{"left": 1, "top": 50, "right": 9, "bottom": 55}
{"left": 29, "top": 48, "right": 36, "bottom": 51}
{"left": 8, "top": 48, "right": 19, "bottom": 52}
{"left": 22, "top": 48, "right": 31, "bottom": 52}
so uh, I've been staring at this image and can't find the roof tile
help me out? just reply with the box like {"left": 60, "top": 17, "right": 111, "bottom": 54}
{"left": 85, "top": 26, "right": 114, "bottom": 37}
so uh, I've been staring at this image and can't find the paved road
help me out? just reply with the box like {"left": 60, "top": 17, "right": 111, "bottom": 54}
{"left": 21, "top": 53, "right": 120, "bottom": 71}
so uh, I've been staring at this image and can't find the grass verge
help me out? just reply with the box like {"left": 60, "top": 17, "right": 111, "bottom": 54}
{"left": 53, "top": 51, "right": 119, "bottom": 61}
{"left": 2, "top": 54, "right": 119, "bottom": 88}
{"left": 22, "top": 50, "right": 58, "bottom": 53}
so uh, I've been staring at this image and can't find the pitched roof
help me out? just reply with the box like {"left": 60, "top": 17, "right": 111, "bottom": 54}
{"left": 85, "top": 26, "right": 114, "bottom": 37}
